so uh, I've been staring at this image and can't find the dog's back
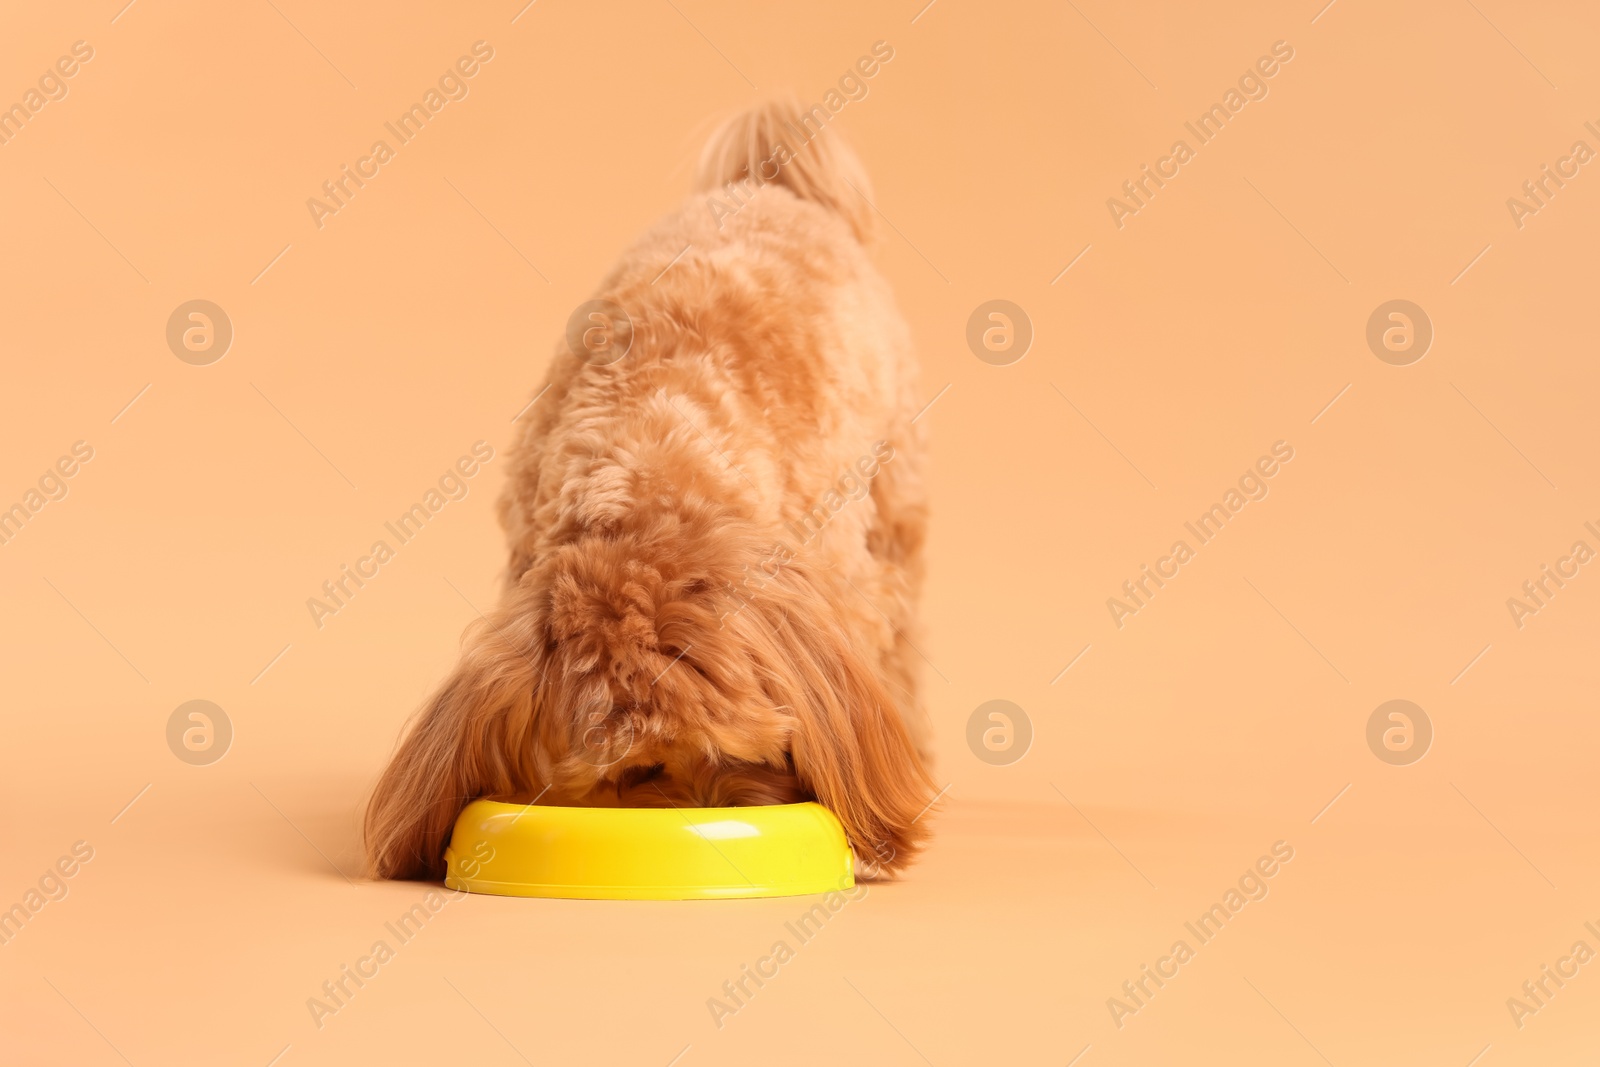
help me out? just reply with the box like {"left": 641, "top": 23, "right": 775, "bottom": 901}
{"left": 500, "top": 100, "right": 923, "bottom": 579}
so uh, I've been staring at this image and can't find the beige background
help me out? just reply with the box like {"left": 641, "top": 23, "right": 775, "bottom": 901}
{"left": 3, "top": 0, "right": 1598, "bottom": 1063}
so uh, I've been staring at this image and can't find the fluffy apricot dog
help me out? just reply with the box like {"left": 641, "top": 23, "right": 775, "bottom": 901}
{"left": 365, "top": 100, "right": 934, "bottom": 881}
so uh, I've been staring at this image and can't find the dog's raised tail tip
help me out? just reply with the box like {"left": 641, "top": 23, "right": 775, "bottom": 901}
{"left": 694, "top": 97, "right": 875, "bottom": 243}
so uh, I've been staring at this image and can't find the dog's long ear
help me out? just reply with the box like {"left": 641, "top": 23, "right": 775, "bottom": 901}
{"left": 734, "top": 573, "right": 935, "bottom": 874}
{"left": 363, "top": 600, "right": 543, "bottom": 880}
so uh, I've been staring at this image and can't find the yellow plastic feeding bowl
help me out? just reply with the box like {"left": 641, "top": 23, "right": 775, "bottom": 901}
{"left": 442, "top": 800, "right": 855, "bottom": 900}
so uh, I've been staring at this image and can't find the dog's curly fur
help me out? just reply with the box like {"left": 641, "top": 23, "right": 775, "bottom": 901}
{"left": 365, "top": 100, "right": 934, "bottom": 881}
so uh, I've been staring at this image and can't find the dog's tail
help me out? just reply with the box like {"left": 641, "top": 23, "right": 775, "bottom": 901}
{"left": 694, "top": 97, "right": 875, "bottom": 242}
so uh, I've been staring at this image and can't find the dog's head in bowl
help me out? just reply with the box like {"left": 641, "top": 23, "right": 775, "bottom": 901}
{"left": 364, "top": 99, "right": 935, "bottom": 883}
